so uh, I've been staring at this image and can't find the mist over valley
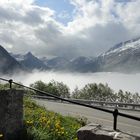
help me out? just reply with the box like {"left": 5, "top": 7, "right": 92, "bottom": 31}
{"left": 2, "top": 71, "right": 140, "bottom": 94}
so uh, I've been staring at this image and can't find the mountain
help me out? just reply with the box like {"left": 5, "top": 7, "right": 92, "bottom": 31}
{"left": 99, "top": 37, "right": 140, "bottom": 72}
{"left": 10, "top": 53, "right": 25, "bottom": 61}
{"left": 4, "top": 36, "right": 140, "bottom": 73}
{"left": 19, "top": 52, "right": 49, "bottom": 70}
{"left": 0, "top": 45, "right": 22, "bottom": 74}
{"left": 45, "top": 37, "right": 140, "bottom": 73}
{"left": 67, "top": 56, "right": 99, "bottom": 72}
{"left": 44, "top": 57, "right": 69, "bottom": 70}
{"left": 42, "top": 56, "right": 99, "bottom": 72}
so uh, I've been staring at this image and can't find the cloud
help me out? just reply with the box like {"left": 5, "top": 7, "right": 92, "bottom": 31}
{"left": 116, "top": 0, "right": 140, "bottom": 35}
{"left": 4, "top": 71, "right": 140, "bottom": 93}
{"left": 0, "top": 0, "right": 140, "bottom": 58}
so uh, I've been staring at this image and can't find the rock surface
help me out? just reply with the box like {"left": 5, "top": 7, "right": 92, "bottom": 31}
{"left": 77, "top": 123, "right": 140, "bottom": 140}
{"left": 0, "top": 89, "right": 24, "bottom": 140}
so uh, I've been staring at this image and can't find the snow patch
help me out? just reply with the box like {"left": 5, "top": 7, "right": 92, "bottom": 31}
{"left": 102, "top": 38, "right": 140, "bottom": 56}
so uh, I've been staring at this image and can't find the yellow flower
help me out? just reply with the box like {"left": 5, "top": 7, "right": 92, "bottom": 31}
{"left": 55, "top": 123, "right": 60, "bottom": 127}
{"left": 60, "top": 127, "right": 64, "bottom": 131}
{"left": 61, "top": 131, "right": 64, "bottom": 135}
{"left": 41, "top": 112, "right": 46, "bottom": 117}
{"left": 26, "top": 120, "right": 33, "bottom": 125}
{"left": 55, "top": 121, "right": 61, "bottom": 129}
{"left": 0, "top": 134, "right": 3, "bottom": 138}
{"left": 47, "top": 120, "right": 50, "bottom": 125}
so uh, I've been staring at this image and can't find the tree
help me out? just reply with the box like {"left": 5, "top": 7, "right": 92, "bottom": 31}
{"left": 30, "top": 80, "right": 47, "bottom": 91}
{"left": 132, "top": 93, "right": 140, "bottom": 103}
{"left": 49, "top": 80, "right": 70, "bottom": 98}
{"left": 124, "top": 91, "right": 133, "bottom": 103}
{"left": 72, "top": 86, "right": 81, "bottom": 99}
{"left": 116, "top": 90, "right": 124, "bottom": 102}
{"left": 30, "top": 80, "right": 70, "bottom": 98}
{"left": 72, "top": 83, "right": 114, "bottom": 101}
{"left": 97, "top": 83, "right": 114, "bottom": 101}
{"left": 116, "top": 90, "right": 134, "bottom": 103}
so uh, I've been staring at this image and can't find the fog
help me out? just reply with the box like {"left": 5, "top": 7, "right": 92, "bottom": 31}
{"left": 2, "top": 71, "right": 140, "bottom": 94}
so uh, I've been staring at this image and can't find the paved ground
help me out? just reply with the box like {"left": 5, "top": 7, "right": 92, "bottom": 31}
{"left": 35, "top": 99, "right": 140, "bottom": 134}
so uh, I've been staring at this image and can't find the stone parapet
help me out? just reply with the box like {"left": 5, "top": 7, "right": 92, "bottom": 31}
{"left": 0, "top": 89, "right": 24, "bottom": 140}
{"left": 77, "top": 123, "right": 140, "bottom": 140}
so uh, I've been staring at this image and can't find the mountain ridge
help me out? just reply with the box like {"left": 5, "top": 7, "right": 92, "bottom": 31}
{"left": 0, "top": 45, "right": 22, "bottom": 74}
{"left": 98, "top": 37, "right": 140, "bottom": 72}
{"left": 1, "top": 36, "right": 140, "bottom": 73}
{"left": 19, "top": 52, "right": 49, "bottom": 70}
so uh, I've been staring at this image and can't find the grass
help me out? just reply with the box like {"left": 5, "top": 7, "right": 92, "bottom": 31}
{"left": 24, "top": 98, "right": 86, "bottom": 140}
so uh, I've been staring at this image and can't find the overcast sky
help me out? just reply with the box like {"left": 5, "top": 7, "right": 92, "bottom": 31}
{"left": 0, "top": 0, "right": 140, "bottom": 58}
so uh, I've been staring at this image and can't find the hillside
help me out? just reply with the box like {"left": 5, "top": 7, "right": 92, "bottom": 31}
{"left": 20, "top": 52, "right": 49, "bottom": 70}
{"left": 99, "top": 37, "right": 140, "bottom": 72}
{"left": 0, "top": 45, "right": 22, "bottom": 74}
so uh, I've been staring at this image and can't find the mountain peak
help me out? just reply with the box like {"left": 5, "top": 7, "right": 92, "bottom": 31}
{"left": 102, "top": 37, "right": 140, "bottom": 56}
{"left": 0, "top": 45, "right": 22, "bottom": 73}
{"left": 25, "top": 52, "right": 34, "bottom": 57}
{"left": 98, "top": 36, "right": 140, "bottom": 73}
{"left": 19, "top": 52, "right": 48, "bottom": 70}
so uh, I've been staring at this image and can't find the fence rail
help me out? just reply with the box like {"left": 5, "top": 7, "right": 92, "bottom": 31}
{"left": 0, "top": 77, "right": 140, "bottom": 131}
{"left": 30, "top": 95, "right": 140, "bottom": 111}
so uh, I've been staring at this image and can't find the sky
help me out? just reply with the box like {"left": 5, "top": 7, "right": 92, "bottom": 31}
{"left": 0, "top": 0, "right": 140, "bottom": 58}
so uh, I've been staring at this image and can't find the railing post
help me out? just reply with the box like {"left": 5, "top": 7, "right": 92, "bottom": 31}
{"left": 9, "top": 79, "right": 13, "bottom": 89}
{"left": 113, "top": 108, "right": 118, "bottom": 131}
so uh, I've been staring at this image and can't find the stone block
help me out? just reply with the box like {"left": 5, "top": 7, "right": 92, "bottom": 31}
{"left": 77, "top": 123, "right": 140, "bottom": 140}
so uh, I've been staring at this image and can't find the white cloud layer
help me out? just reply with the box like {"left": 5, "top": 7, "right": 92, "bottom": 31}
{"left": 0, "top": 0, "right": 140, "bottom": 58}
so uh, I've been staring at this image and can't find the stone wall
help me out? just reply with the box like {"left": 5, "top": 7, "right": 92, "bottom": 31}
{"left": 77, "top": 123, "right": 140, "bottom": 140}
{"left": 0, "top": 89, "right": 24, "bottom": 140}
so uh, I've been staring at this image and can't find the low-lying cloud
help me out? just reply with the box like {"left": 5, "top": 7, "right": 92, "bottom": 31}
{"left": 2, "top": 71, "right": 140, "bottom": 94}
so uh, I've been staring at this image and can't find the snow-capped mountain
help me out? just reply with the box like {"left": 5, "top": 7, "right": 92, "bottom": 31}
{"left": 103, "top": 37, "right": 140, "bottom": 56}
{"left": 2, "top": 36, "right": 140, "bottom": 74}
{"left": 99, "top": 37, "right": 140, "bottom": 72}
{"left": 12, "top": 52, "right": 49, "bottom": 70}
